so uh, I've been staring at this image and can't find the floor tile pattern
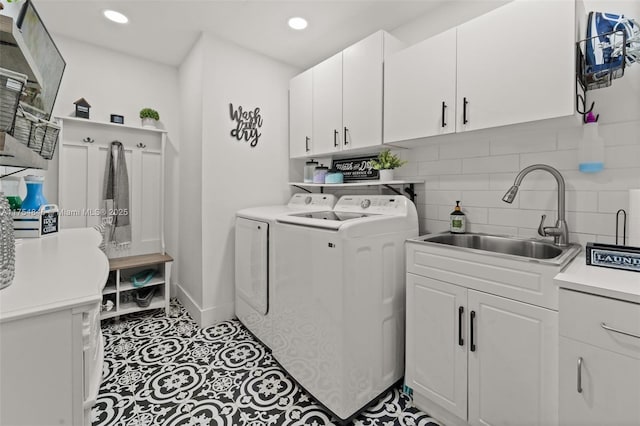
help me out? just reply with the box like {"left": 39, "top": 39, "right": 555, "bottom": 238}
{"left": 93, "top": 299, "right": 439, "bottom": 426}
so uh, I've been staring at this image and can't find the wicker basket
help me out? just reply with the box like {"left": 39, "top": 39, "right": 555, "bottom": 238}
{"left": 12, "top": 106, "right": 60, "bottom": 160}
{"left": 0, "top": 68, "right": 27, "bottom": 134}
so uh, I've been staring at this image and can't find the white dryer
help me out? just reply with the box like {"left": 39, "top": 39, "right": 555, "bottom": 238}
{"left": 272, "top": 195, "right": 418, "bottom": 422}
{"left": 235, "top": 193, "right": 336, "bottom": 349}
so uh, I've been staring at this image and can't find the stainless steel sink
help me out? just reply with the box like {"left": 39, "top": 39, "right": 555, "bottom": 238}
{"left": 414, "top": 232, "right": 581, "bottom": 265}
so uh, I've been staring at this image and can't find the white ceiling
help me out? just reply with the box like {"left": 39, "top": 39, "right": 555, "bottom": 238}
{"left": 31, "top": 0, "right": 445, "bottom": 71}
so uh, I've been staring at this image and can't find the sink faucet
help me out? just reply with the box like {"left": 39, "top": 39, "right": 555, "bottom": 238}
{"left": 502, "top": 164, "right": 569, "bottom": 246}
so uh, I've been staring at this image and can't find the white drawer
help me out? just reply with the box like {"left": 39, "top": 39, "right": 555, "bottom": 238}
{"left": 560, "top": 289, "right": 640, "bottom": 359}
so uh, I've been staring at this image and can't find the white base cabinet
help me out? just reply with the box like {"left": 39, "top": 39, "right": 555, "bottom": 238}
{"left": 559, "top": 289, "right": 640, "bottom": 425}
{"left": 405, "top": 239, "right": 566, "bottom": 426}
{"left": 406, "top": 274, "right": 558, "bottom": 426}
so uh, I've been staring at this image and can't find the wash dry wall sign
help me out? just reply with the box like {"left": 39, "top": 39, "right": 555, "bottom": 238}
{"left": 229, "top": 103, "right": 263, "bottom": 147}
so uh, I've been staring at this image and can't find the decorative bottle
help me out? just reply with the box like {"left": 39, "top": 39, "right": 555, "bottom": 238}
{"left": 578, "top": 111, "right": 604, "bottom": 173}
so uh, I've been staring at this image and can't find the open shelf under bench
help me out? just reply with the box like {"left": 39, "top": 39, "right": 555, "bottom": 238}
{"left": 101, "top": 252, "right": 173, "bottom": 320}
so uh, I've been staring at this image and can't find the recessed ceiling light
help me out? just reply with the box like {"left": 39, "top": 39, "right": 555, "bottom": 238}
{"left": 288, "top": 17, "right": 308, "bottom": 30}
{"left": 103, "top": 10, "right": 129, "bottom": 24}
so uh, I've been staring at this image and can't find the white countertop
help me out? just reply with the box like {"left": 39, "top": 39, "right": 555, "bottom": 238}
{"left": 555, "top": 252, "right": 640, "bottom": 303}
{"left": 0, "top": 228, "right": 108, "bottom": 322}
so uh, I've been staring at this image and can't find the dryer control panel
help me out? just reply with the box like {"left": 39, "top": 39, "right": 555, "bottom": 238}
{"left": 288, "top": 193, "right": 337, "bottom": 209}
{"left": 334, "top": 195, "right": 409, "bottom": 215}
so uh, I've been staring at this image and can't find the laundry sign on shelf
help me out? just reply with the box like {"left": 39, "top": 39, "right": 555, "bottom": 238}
{"left": 332, "top": 155, "right": 379, "bottom": 181}
{"left": 229, "top": 103, "right": 263, "bottom": 147}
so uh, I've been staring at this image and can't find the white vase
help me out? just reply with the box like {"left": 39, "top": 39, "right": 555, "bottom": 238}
{"left": 141, "top": 118, "right": 157, "bottom": 129}
{"left": 379, "top": 169, "right": 394, "bottom": 182}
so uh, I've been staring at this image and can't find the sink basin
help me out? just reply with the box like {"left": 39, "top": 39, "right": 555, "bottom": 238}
{"left": 414, "top": 232, "right": 581, "bottom": 265}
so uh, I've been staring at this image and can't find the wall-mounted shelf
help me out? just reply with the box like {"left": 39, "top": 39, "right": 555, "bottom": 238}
{"left": 0, "top": 131, "right": 48, "bottom": 171}
{"left": 56, "top": 116, "right": 168, "bottom": 133}
{"left": 288, "top": 179, "right": 423, "bottom": 202}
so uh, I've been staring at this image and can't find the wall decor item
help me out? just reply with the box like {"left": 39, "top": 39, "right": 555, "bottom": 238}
{"left": 110, "top": 114, "right": 124, "bottom": 125}
{"left": 16, "top": 0, "right": 66, "bottom": 119}
{"left": 229, "top": 103, "right": 263, "bottom": 147}
{"left": 74, "top": 98, "right": 91, "bottom": 119}
{"left": 139, "top": 107, "right": 159, "bottom": 128}
{"left": 331, "top": 155, "right": 379, "bottom": 181}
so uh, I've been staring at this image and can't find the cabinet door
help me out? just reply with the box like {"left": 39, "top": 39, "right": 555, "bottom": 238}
{"left": 289, "top": 69, "right": 313, "bottom": 158}
{"left": 312, "top": 52, "right": 343, "bottom": 155}
{"left": 384, "top": 28, "right": 457, "bottom": 143}
{"left": 456, "top": 0, "right": 574, "bottom": 131}
{"left": 406, "top": 274, "right": 468, "bottom": 420}
{"left": 467, "top": 290, "right": 558, "bottom": 426}
{"left": 559, "top": 337, "right": 640, "bottom": 426}
{"left": 343, "top": 31, "right": 384, "bottom": 150}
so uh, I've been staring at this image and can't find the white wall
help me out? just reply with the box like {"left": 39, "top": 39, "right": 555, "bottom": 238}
{"left": 14, "top": 34, "right": 182, "bottom": 285}
{"left": 384, "top": 0, "right": 640, "bottom": 245}
{"left": 177, "top": 35, "right": 205, "bottom": 310}
{"left": 176, "top": 33, "right": 297, "bottom": 325}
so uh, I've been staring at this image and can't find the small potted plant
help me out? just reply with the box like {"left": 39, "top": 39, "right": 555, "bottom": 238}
{"left": 371, "top": 149, "right": 407, "bottom": 182}
{"left": 139, "top": 108, "right": 160, "bottom": 128}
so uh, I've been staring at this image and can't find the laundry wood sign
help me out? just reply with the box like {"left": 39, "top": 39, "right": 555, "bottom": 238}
{"left": 229, "top": 103, "right": 262, "bottom": 147}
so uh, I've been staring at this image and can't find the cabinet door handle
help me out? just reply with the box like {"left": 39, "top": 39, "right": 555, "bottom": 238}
{"left": 333, "top": 129, "right": 339, "bottom": 147}
{"left": 601, "top": 322, "right": 640, "bottom": 340}
{"left": 463, "top": 97, "right": 469, "bottom": 124}
{"left": 470, "top": 310, "right": 476, "bottom": 352}
{"left": 577, "top": 357, "right": 583, "bottom": 393}
{"left": 458, "top": 306, "right": 464, "bottom": 346}
{"left": 442, "top": 101, "right": 447, "bottom": 128}
{"left": 344, "top": 127, "right": 349, "bottom": 145}
{"left": 305, "top": 136, "right": 310, "bottom": 152}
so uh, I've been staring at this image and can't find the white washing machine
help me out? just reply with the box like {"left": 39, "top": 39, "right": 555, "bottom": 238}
{"left": 235, "top": 193, "right": 336, "bottom": 350}
{"left": 272, "top": 195, "right": 418, "bottom": 421}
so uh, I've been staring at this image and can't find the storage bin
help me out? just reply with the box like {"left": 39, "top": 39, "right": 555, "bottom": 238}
{"left": 0, "top": 68, "right": 27, "bottom": 134}
{"left": 12, "top": 106, "right": 60, "bottom": 160}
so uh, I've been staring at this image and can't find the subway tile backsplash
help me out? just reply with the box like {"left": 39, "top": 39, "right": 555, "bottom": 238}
{"left": 394, "top": 119, "right": 640, "bottom": 242}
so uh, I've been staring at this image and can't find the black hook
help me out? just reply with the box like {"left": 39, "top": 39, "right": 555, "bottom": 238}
{"left": 83, "top": 137, "right": 95, "bottom": 143}
{"left": 576, "top": 93, "right": 599, "bottom": 123}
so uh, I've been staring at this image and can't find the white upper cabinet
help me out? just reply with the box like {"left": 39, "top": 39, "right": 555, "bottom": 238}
{"left": 289, "top": 69, "right": 313, "bottom": 158}
{"left": 384, "top": 28, "right": 457, "bottom": 143}
{"left": 384, "top": 0, "right": 576, "bottom": 143}
{"left": 456, "top": 0, "right": 575, "bottom": 132}
{"left": 290, "top": 30, "right": 402, "bottom": 158}
{"left": 312, "top": 52, "right": 343, "bottom": 156}
{"left": 344, "top": 31, "right": 391, "bottom": 150}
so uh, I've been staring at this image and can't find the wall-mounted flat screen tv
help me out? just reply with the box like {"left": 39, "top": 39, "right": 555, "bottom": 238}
{"left": 16, "top": 0, "right": 65, "bottom": 119}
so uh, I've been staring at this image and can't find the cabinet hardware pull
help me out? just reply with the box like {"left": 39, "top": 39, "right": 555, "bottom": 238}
{"left": 344, "top": 127, "right": 349, "bottom": 145}
{"left": 470, "top": 310, "right": 476, "bottom": 352}
{"left": 334, "top": 129, "right": 339, "bottom": 147}
{"left": 601, "top": 322, "right": 640, "bottom": 340}
{"left": 458, "top": 306, "right": 464, "bottom": 346}
{"left": 305, "top": 136, "right": 310, "bottom": 152}
{"left": 577, "top": 357, "right": 583, "bottom": 393}
{"left": 442, "top": 101, "right": 447, "bottom": 128}
{"left": 463, "top": 97, "right": 469, "bottom": 124}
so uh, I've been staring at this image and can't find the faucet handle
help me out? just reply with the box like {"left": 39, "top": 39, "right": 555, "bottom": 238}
{"left": 538, "top": 214, "right": 547, "bottom": 237}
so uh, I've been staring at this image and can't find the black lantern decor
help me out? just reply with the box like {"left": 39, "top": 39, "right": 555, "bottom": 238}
{"left": 74, "top": 98, "right": 91, "bottom": 119}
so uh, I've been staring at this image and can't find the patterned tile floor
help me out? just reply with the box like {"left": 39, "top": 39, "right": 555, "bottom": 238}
{"left": 93, "top": 299, "right": 440, "bottom": 426}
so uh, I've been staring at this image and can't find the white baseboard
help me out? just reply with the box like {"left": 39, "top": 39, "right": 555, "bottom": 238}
{"left": 175, "top": 283, "right": 236, "bottom": 327}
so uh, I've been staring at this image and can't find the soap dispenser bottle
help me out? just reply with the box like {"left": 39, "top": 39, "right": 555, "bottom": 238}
{"left": 450, "top": 201, "right": 466, "bottom": 234}
{"left": 578, "top": 111, "right": 604, "bottom": 173}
